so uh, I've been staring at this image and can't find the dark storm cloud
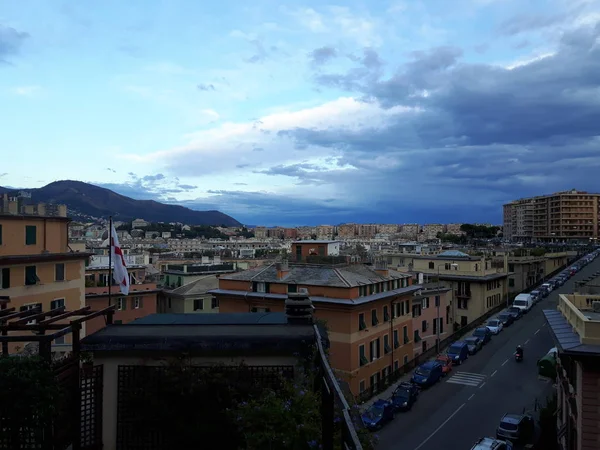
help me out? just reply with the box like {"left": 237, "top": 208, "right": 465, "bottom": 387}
{"left": 273, "top": 22, "right": 600, "bottom": 218}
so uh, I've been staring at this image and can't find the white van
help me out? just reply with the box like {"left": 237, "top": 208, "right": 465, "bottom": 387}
{"left": 513, "top": 293, "right": 533, "bottom": 313}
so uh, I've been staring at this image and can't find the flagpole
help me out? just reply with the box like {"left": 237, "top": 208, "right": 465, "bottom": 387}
{"left": 108, "top": 216, "right": 112, "bottom": 307}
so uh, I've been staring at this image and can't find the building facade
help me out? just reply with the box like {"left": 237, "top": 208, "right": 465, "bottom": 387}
{"left": 84, "top": 263, "right": 159, "bottom": 335}
{"left": 394, "top": 250, "right": 509, "bottom": 328}
{"left": 504, "top": 190, "right": 600, "bottom": 242}
{"left": 0, "top": 206, "right": 90, "bottom": 353}
{"left": 544, "top": 294, "right": 600, "bottom": 450}
{"left": 210, "top": 261, "right": 418, "bottom": 396}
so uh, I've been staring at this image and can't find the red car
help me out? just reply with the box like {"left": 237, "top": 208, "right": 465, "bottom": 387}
{"left": 436, "top": 354, "right": 453, "bottom": 376}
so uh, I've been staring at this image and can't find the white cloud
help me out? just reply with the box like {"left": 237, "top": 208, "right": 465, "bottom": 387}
{"left": 12, "top": 85, "right": 41, "bottom": 96}
{"left": 118, "top": 97, "right": 417, "bottom": 183}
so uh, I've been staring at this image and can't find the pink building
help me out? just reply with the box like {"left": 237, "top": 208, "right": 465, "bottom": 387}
{"left": 411, "top": 288, "right": 451, "bottom": 357}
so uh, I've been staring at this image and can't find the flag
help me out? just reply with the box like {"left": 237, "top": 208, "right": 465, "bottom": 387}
{"left": 110, "top": 224, "right": 130, "bottom": 295}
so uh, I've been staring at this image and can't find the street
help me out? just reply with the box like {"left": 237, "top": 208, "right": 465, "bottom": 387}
{"left": 376, "top": 254, "right": 598, "bottom": 450}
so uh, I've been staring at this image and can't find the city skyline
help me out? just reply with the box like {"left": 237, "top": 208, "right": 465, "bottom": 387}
{"left": 1, "top": 1, "right": 600, "bottom": 226}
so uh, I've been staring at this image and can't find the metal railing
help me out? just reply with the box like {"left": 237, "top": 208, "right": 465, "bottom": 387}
{"left": 314, "top": 325, "right": 363, "bottom": 450}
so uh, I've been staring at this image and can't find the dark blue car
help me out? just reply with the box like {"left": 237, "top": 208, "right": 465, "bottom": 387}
{"left": 361, "top": 399, "right": 395, "bottom": 430}
{"left": 411, "top": 361, "right": 444, "bottom": 387}
{"left": 390, "top": 382, "right": 419, "bottom": 411}
{"left": 446, "top": 341, "right": 470, "bottom": 365}
{"left": 473, "top": 327, "right": 492, "bottom": 345}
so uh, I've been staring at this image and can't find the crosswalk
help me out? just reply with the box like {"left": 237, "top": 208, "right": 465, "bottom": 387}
{"left": 446, "top": 371, "right": 486, "bottom": 387}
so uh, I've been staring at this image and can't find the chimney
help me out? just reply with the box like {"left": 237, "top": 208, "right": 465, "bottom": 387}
{"left": 276, "top": 260, "right": 290, "bottom": 280}
{"left": 285, "top": 289, "right": 314, "bottom": 325}
{"left": 374, "top": 260, "right": 389, "bottom": 277}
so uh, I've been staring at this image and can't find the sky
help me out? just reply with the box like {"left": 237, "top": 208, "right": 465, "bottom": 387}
{"left": 1, "top": 0, "right": 600, "bottom": 226}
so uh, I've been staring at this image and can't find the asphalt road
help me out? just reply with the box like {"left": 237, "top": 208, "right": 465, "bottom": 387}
{"left": 377, "top": 254, "right": 598, "bottom": 450}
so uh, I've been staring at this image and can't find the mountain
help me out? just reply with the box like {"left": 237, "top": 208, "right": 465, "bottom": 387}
{"left": 0, "top": 180, "right": 241, "bottom": 227}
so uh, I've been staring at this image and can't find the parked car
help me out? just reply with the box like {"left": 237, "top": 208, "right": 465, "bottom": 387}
{"left": 435, "top": 354, "right": 453, "bottom": 376}
{"left": 512, "top": 294, "right": 533, "bottom": 313}
{"left": 411, "top": 361, "right": 444, "bottom": 387}
{"left": 464, "top": 336, "right": 483, "bottom": 355}
{"left": 473, "top": 327, "right": 493, "bottom": 345}
{"left": 507, "top": 307, "right": 523, "bottom": 320}
{"left": 530, "top": 290, "right": 541, "bottom": 303}
{"left": 541, "top": 282, "right": 553, "bottom": 293}
{"left": 361, "top": 399, "right": 395, "bottom": 430}
{"left": 446, "top": 341, "right": 470, "bottom": 365}
{"left": 390, "top": 382, "right": 418, "bottom": 411}
{"left": 486, "top": 319, "right": 503, "bottom": 335}
{"left": 496, "top": 413, "right": 535, "bottom": 443}
{"left": 470, "top": 437, "right": 509, "bottom": 450}
{"left": 496, "top": 312, "right": 514, "bottom": 328}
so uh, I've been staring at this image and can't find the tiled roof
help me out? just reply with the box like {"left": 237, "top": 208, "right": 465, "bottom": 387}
{"left": 166, "top": 275, "right": 220, "bottom": 296}
{"left": 220, "top": 263, "right": 410, "bottom": 288}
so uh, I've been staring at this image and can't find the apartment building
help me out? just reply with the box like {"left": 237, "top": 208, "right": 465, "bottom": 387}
{"left": 84, "top": 260, "right": 160, "bottom": 335}
{"left": 338, "top": 223, "right": 357, "bottom": 238}
{"left": 411, "top": 286, "right": 451, "bottom": 357}
{"left": 504, "top": 190, "right": 600, "bottom": 242}
{"left": 210, "top": 260, "right": 418, "bottom": 396}
{"left": 446, "top": 223, "right": 464, "bottom": 235}
{"left": 422, "top": 224, "right": 445, "bottom": 240}
{"left": 544, "top": 294, "right": 600, "bottom": 450}
{"left": 159, "top": 275, "right": 220, "bottom": 314}
{"left": 394, "top": 250, "right": 509, "bottom": 328}
{"left": 0, "top": 203, "right": 90, "bottom": 353}
{"left": 399, "top": 224, "right": 419, "bottom": 239}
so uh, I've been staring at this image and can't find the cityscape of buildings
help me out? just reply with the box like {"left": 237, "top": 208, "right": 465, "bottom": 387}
{"left": 1, "top": 188, "right": 598, "bottom": 450}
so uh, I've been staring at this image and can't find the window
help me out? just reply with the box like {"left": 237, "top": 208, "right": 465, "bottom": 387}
{"left": 251, "top": 307, "right": 270, "bottom": 313}
{"left": 0, "top": 268, "right": 9, "bottom": 289}
{"left": 403, "top": 326, "right": 409, "bottom": 344}
{"left": 25, "top": 266, "right": 40, "bottom": 285}
{"left": 384, "top": 335, "right": 392, "bottom": 354}
{"left": 117, "top": 298, "right": 125, "bottom": 311}
{"left": 114, "top": 320, "right": 123, "bottom": 325}
{"left": 439, "top": 318, "right": 444, "bottom": 334}
{"left": 253, "top": 281, "right": 269, "bottom": 293}
{"left": 422, "top": 297, "right": 430, "bottom": 309}
{"left": 359, "top": 345, "right": 368, "bottom": 366}
{"left": 133, "top": 297, "right": 142, "bottom": 309}
{"left": 393, "top": 329, "right": 400, "bottom": 348}
{"left": 211, "top": 297, "right": 219, "bottom": 309}
{"left": 394, "top": 360, "right": 399, "bottom": 371}
{"left": 0, "top": 224, "right": 2, "bottom": 245}
{"left": 193, "top": 299, "right": 204, "bottom": 311}
{"left": 508, "top": 264, "right": 515, "bottom": 272}
{"left": 403, "top": 355, "right": 409, "bottom": 364}
{"left": 422, "top": 320, "right": 428, "bottom": 333}
{"left": 54, "top": 335, "right": 66, "bottom": 345}
{"left": 288, "top": 284, "right": 298, "bottom": 293}
{"left": 370, "top": 338, "right": 381, "bottom": 361}
{"left": 509, "top": 278, "right": 515, "bottom": 287}
{"left": 371, "top": 309, "right": 379, "bottom": 326}
{"left": 359, "top": 380, "right": 366, "bottom": 393}
{"left": 433, "top": 317, "right": 437, "bottom": 334}
{"left": 20, "top": 303, "right": 42, "bottom": 325}
{"left": 358, "top": 313, "right": 367, "bottom": 330}
{"left": 25, "top": 225, "right": 37, "bottom": 245}
{"left": 414, "top": 330, "right": 421, "bottom": 341}
{"left": 55, "top": 263, "right": 65, "bottom": 281}
{"left": 428, "top": 262, "right": 434, "bottom": 269}
{"left": 50, "top": 298, "right": 65, "bottom": 310}
{"left": 435, "top": 295, "right": 440, "bottom": 307}
{"left": 383, "top": 305, "right": 390, "bottom": 322}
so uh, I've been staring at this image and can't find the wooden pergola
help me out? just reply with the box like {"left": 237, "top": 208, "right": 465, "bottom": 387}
{"left": 0, "top": 298, "right": 116, "bottom": 360}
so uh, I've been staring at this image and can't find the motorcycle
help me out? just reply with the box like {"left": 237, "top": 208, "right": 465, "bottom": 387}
{"left": 515, "top": 352, "right": 523, "bottom": 362}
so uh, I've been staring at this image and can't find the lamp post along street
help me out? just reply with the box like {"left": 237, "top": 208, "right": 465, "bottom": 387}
{"left": 436, "top": 266, "right": 441, "bottom": 353}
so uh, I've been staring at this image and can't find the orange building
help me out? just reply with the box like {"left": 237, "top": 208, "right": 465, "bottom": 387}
{"left": 411, "top": 287, "right": 451, "bottom": 357}
{"left": 84, "top": 264, "right": 159, "bottom": 335}
{"left": 210, "top": 260, "right": 418, "bottom": 396}
{"left": 0, "top": 205, "right": 90, "bottom": 353}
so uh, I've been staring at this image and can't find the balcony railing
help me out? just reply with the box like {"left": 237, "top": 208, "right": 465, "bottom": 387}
{"left": 313, "top": 325, "right": 363, "bottom": 450}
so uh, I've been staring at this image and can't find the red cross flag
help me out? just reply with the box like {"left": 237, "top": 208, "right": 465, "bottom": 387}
{"left": 110, "top": 225, "right": 130, "bottom": 295}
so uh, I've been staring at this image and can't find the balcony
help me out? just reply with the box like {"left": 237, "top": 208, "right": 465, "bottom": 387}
{"left": 557, "top": 294, "right": 600, "bottom": 346}
{"left": 455, "top": 289, "right": 472, "bottom": 298}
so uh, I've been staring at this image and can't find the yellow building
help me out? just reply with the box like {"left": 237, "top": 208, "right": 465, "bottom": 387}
{"left": 394, "top": 250, "right": 509, "bottom": 329}
{"left": 0, "top": 205, "right": 90, "bottom": 353}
